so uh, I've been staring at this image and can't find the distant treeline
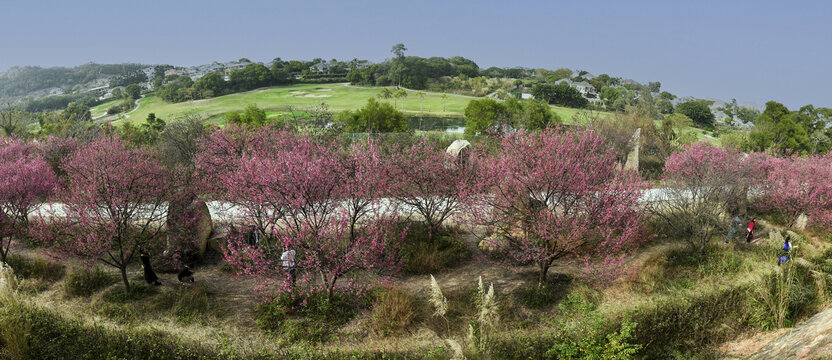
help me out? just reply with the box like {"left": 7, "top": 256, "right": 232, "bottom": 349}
{"left": 156, "top": 58, "right": 350, "bottom": 103}
{"left": 22, "top": 91, "right": 108, "bottom": 112}
{"left": 0, "top": 63, "right": 146, "bottom": 98}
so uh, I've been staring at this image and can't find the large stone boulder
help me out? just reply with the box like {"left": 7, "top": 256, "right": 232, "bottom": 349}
{"left": 446, "top": 140, "right": 471, "bottom": 159}
{"left": 167, "top": 198, "right": 213, "bottom": 256}
{"left": 193, "top": 200, "right": 213, "bottom": 254}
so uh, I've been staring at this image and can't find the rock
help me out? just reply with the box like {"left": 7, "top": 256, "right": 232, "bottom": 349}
{"left": 166, "top": 198, "right": 213, "bottom": 256}
{"left": 205, "top": 226, "right": 228, "bottom": 253}
{"left": 623, "top": 128, "right": 640, "bottom": 172}
{"left": 192, "top": 200, "right": 213, "bottom": 254}
{"left": 446, "top": 140, "right": 471, "bottom": 160}
{"left": 751, "top": 306, "right": 832, "bottom": 359}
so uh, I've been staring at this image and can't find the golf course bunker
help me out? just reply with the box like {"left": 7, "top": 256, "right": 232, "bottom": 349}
{"left": 289, "top": 91, "right": 306, "bottom": 96}
{"left": 303, "top": 94, "right": 332, "bottom": 98}
{"left": 315, "top": 88, "right": 332, "bottom": 91}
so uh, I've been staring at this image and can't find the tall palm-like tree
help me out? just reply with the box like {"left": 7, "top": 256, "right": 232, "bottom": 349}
{"left": 440, "top": 93, "right": 448, "bottom": 113}
{"left": 417, "top": 90, "right": 425, "bottom": 112}
{"left": 392, "top": 90, "right": 401, "bottom": 110}
{"left": 377, "top": 88, "right": 393, "bottom": 105}
{"left": 396, "top": 89, "right": 408, "bottom": 111}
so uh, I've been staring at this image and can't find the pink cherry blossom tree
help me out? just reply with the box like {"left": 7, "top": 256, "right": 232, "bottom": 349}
{"left": 651, "top": 142, "right": 748, "bottom": 252}
{"left": 0, "top": 138, "right": 58, "bottom": 263}
{"left": 471, "top": 129, "right": 647, "bottom": 286}
{"left": 385, "top": 138, "right": 471, "bottom": 242}
{"left": 52, "top": 136, "right": 171, "bottom": 289}
{"left": 759, "top": 154, "right": 832, "bottom": 228}
{"left": 344, "top": 139, "right": 392, "bottom": 241}
{"left": 197, "top": 127, "right": 402, "bottom": 300}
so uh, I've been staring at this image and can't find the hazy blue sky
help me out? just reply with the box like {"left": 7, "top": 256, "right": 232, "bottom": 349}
{"left": 1, "top": 0, "right": 829, "bottom": 108}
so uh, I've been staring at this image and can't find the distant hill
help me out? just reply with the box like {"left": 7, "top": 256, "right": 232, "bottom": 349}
{"left": 0, "top": 63, "right": 148, "bottom": 102}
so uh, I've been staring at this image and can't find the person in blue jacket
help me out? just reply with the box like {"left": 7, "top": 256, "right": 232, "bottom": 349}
{"left": 778, "top": 235, "right": 792, "bottom": 265}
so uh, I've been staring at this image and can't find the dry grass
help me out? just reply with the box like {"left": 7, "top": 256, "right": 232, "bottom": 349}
{"left": 370, "top": 288, "right": 417, "bottom": 336}
{"left": 0, "top": 264, "right": 27, "bottom": 360}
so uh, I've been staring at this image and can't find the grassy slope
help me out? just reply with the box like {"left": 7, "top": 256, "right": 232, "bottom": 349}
{"left": 90, "top": 99, "right": 124, "bottom": 119}
{"left": 116, "top": 83, "right": 608, "bottom": 125}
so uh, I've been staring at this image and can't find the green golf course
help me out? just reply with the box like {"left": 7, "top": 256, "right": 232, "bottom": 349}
{"left": 94, "top": 83, "right": 610, "bottom": 125}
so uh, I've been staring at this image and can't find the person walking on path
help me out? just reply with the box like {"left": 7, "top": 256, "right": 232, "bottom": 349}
{"left": 139, "top": 249, "right": 162, "bottom": 286}
{"left": 281, "top": 248, "right": 296, "bottom": 286}
{"left": 778, "top": 235, "right": 793, "bottom": 265}
{"left": 726, "top": 216, "right": 742, "bottom": 244}
{"left": 746, "top": 218, "right": 756, "bottom": 243}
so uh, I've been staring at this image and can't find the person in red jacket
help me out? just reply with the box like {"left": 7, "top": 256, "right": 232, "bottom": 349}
{"left": 746, "top": 218, "right": 756, "bottom": 243}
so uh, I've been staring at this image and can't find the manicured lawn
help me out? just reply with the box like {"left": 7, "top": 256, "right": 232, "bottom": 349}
{"left": 90, "top": 99, "right": 123, "bottom": 119}
{"left": 116, "top": 83, "right": 611, "bottom": 125}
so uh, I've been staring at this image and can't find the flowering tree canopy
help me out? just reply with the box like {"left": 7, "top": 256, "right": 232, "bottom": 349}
{"left": 197, "top": 127, "right": 402, "bottom": 300}
{"left": 759, "top": 154, "right": 832, "bottom": 229}
{"left": 472, "top": 129, "right": 646, "bottom": 285}
{"left": 0, "top": 138, "right": 57, "bottom": 263}
{"left": 385, "top": 138, "right": 471, "bottom": 241}
{"left": 54, "top": 136, "right": 171, "bottom": 289}
{"left": 652, "top": 142, "right": 748, "bottom": 251}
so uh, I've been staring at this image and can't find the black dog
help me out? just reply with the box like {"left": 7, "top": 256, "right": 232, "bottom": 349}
{"left": 177, "top": 264, "right": 194, "bottom": 285}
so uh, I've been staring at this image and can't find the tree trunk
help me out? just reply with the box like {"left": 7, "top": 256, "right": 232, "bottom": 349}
{"left": 538, "top": 263, "right": 550, "bottom": 287}
{"left": 120, "top": 266, "right": 130, "bottom": 290}
{"left": 326, "top": 275, "right": 339, "bottom": 302}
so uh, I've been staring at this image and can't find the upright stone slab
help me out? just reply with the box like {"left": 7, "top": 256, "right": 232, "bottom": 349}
{"left": 192, "top": 200, "right": 213, "bottom": 254}
{"left": 623, "top": 128, "right": 641, "bottom": 171}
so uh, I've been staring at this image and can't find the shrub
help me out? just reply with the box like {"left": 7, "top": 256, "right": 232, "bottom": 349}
{"left": 64, "top": 267, "right": 116, "bottom": 297}
{"left": 490, "top": 292, "right": 639, "bottom": 359}
{"left": 546, "top": 293, "right": 641, "bottom": 359}
{"left": 515, "top": 274, "right": 572, "bottom": 309}
{"left": 401, "top": 222, "right": 471, "bottom": 274}
{"left": 370, "top": 288, "right": 417, "bottom": 336}
{"left": 257, "top": 289, "right": 367, "bottom": 342}
{"left": 4, "top": 254, "right": 65, "bottom": 282}
{"left": 628, "top": 285, "right": 755, "bottom": 357}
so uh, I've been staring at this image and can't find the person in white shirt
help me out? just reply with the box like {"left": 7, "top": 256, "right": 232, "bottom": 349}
{"left": 280, "top": 249, "right": 296, "bottom": 285}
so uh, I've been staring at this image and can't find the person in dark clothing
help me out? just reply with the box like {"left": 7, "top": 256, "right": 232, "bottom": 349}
{"left": 177, "top": 264, "right": 194, "bottom": 285}
{"left": 140, "top": 250, "right": 162, "bottom": 286}
{"left": 746, "top": 218, "right": 756, "bottom": 243}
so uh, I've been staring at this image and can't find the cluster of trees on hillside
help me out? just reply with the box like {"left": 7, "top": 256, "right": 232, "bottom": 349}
{"left": 347, "top": 44, "right": 481, "bottom": 89}
{"left": 721, "top": 101, "right": 832, "bottom": 155}
{"left": 464, "top": 97, "right": 559, "bottom": 135}
{"left": 20, "top": 92, "right": 107, "bottom": 113}
{"left": 0, "top": 63, "right": 146, "bottom": 98}
{"left": 108, "top": 70, "right": 148, "bottom": 88}
{"left": 156, "top": 58, "right": 355, "bottom": 103}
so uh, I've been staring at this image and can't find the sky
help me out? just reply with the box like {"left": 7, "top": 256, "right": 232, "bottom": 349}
{"left": 0, "top": 0, "right": 829, "bottom": 109}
